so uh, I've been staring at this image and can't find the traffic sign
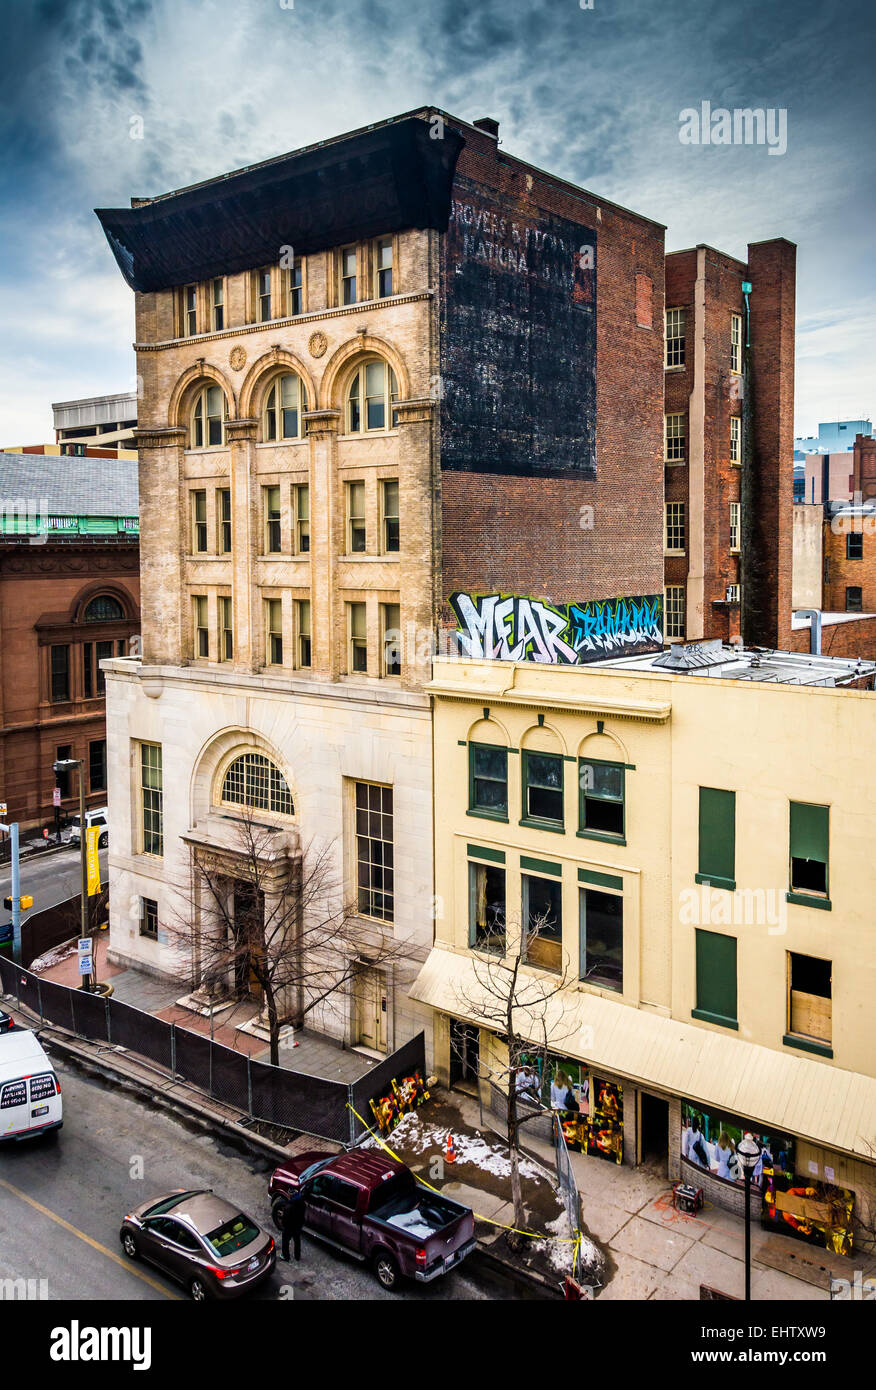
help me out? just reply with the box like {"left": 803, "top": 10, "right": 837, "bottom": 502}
{"left": 52, "top": 788, "right": 61, "bottom": 808}
{"left": 0, "top": 802, "right": 6, "bottom": 816}
{"left": 78, "top": 954, "right": 93, "bottom": 976}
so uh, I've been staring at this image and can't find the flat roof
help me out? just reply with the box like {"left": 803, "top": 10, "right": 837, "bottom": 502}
{"left": 596, "top": 639, "right": 876, "bottom": 686}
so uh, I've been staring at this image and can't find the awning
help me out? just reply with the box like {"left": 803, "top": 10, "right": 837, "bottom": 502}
{"left": 410, "top": 947, "right": 876, "bottom": 1162}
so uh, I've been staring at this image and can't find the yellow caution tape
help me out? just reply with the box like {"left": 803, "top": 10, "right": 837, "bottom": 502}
{"left": 346, "top": 1103, "right": 581, "bottom": 1247}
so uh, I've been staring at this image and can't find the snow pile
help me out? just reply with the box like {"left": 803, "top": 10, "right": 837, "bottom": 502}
{"left": 367, "top": 1110, "right": 544, "bottom": 1181}
{"left": 29, "top": 941, "right": 78, "bottom": 974}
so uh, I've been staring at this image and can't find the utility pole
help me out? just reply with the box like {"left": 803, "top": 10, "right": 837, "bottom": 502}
{"left": 53, "top": 758, "right": 91, "bottom": 990}
{"left": 0, "top": 820, "right": 21, "bottom": 964}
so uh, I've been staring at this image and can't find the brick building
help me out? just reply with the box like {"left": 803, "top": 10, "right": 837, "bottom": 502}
{"left": 95, "top": 108, "right": 666, "bottom": 1059}
{"left": 0, "top": 455, "right": 140, "bottom": 833}
{"left": 663, "top": 241, "right": 796, "bottom": 647}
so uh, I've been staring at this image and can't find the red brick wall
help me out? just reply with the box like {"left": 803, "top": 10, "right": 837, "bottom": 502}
{"left": 788, "top": 614, "right": 876, "bottom": 662}
{"left": 852, "top": 435, "right": 876, "bottom": 500}
{"left": 438, "top": 123, "right": 665, "bottom": 619}
{"left": 822, "top": 515, "right": 876, "bottom": 614}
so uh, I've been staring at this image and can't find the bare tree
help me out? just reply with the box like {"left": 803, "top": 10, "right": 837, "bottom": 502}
{"left": 165, "top": 809, "right": 421, "bottom": 1066}
{"left": 453, "top": 912, "right": 576, "bottom": 1245}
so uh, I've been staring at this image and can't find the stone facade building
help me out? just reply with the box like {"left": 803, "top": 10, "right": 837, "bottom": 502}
{"left": 96, "top": 108, "right": 667, "bottom": 1059}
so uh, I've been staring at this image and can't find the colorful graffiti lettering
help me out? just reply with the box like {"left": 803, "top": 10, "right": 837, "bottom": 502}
{"left": 448, "top": 591, "right": 663, "bottom": 664}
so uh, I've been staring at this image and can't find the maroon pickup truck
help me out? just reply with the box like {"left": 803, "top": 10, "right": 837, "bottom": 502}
{"left": 269, "top": 1148, "right": 476, "bottom": 1291}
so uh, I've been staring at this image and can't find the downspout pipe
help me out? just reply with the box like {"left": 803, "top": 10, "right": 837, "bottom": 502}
{"left": 794, "top": 609, "right": 822, "bottom": 656}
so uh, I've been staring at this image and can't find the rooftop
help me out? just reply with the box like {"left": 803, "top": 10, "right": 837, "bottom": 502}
{"left": 0, "top": 454, "right": 139, "bottom": 534}
{"left": 598, "top": 639, "right": 876, "bottom": 687}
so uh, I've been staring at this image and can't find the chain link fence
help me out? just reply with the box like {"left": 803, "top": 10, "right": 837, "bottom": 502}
{"left": 0, "top": 956, "right": 423, "bottom": 1148}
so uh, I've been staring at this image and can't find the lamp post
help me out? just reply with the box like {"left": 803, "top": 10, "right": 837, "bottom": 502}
{"left": 737, "top": 1131, "right": 761, "bottom": 1301}
{"left": 53, "top": 758, "right": 90, "bottom": 989}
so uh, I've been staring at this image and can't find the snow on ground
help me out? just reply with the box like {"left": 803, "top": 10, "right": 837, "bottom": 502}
{"left": 367, "top": 1109, "right": 544, "bottom": 1181}
{"left": 531, "top": 1209, "right": 602, "bottom": 1282}
{"left": 29, "top": 940, "right": 78, "bottom": 973}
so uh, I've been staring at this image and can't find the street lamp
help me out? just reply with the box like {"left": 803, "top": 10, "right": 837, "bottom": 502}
{"left": 737, "top": 1131, "right": 761, "bottom": 1301}
{"left": 53, "top": 758, "right": 90, "bottom": 989}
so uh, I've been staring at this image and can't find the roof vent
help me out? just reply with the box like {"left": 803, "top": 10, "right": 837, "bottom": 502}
{"left": 473, "top": 117, "right": 500, "bottom": 140}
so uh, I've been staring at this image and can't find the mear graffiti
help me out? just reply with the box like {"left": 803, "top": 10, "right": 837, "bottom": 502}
{"left": 448, "top": 592, "right": 663, "bottom": 664}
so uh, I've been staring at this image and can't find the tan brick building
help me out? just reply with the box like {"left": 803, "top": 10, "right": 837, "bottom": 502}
{"left": 96, "top": 109, "right": 667, "bottom": 1059}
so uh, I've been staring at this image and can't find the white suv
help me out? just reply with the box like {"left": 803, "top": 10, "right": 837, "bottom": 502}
{"left": 69, "top": 806, "right": 109, "bottom": 849}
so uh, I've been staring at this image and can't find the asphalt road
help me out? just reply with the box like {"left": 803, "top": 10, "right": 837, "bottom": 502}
{"left": 0, "top": 1056, "right": 490, "bottom": 1302}
{"left": 0, "top": 845, "right": 109, "bottom": 921}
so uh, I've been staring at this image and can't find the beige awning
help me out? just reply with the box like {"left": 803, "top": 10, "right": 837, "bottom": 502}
{"left": 410, "top": 947, "right": 876, "bottom": 1162}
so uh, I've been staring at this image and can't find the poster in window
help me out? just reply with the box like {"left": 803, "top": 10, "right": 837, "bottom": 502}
{"left": 681, "top": 1102, "right": 795, "bottom": 1190}
{"left": 586, "top": 1077, "right": 623, "bottom": 1164}
{"left": 761, "top": 1166, "right": 854, "bottom": 1255}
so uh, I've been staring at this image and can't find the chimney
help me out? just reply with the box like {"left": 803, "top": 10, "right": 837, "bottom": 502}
{"left": 473, "top": 117, "right": 500, "bottom": 140}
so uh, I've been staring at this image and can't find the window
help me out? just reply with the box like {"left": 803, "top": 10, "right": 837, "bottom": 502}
{"left": 140, "top": 743, "right": 163, "bottom": 856}
{"left": 191, "top": 384, "right": 226, "bottom": 449}
{"left": 256, "top": 268, "right": 272, "bottom": 322}
{"left": 212, "top": 278, "right": 224, "bottom": 332}
{"left": 789, "top": 801, "right": 829, "bottom": 901}
{"left": 355, "top": 782, "right": 393, "bottom": 921}
{"left": 665, "top": 501, "right": 686, "bottom": 553}
{"left": 222, "top": 752, "right": 294, "bottom": 816}
{"left": 469, "top": 861, "right": 505, "bottom": 950}
{"left": 469, "top": 744, "right": 508, "bottom": 818}
{"left": 730, "top": 415, "right": 741, "bottom": 465}
{"left": 55, "top": 747, "right": 72, "bottom": 798}
{"left": 266, "top": 598, "right": 283, "bottom": 666}
{"left": 183, "top": 284, "right": 197, "bottom": 337}
{"left": 50, "top": 645, "right": 70, "bottom": 702}
{"left": 729, "top": 501, "right": 741, "bottom": 553}
{"left": 88, "top": 640, "right": 113, "bottom": 696}
{"left": 579, "top": 888, "right": 623, "bottom": 991}
{"left": 846, "top": 586, "right": 863, "bottom": 612}
{"left": 84, "top": 595, "right": 124, "bottom": 622}
{"left": 665, "top": 308, "right": 685, "bottom": 368}
{"left": 264, "top": 373, "right": 302, "bottom": 441}
{"left": 730, "top": 313, "right": 742, "bottom": 372}
{"left": 287, "top": 259, "right": 304, "bottom": 316}
{"left": 218, "top": 489, "right": 232, "bottom": 554}
{"left": 522, "top": 874, "right": 562, "bottom": 973}
{"left": 579, "top": 760, "right": 625, "bottom": 839}
{"left": 381, "top": 603, "right": 401, "bottom": 677}
{"left": 664, "top": 585, "right": 685, "bottom": 639}
{"left": 726, "top": 584, "right": 741, "bottom": 603}
{"left": 89, "top": 739, "right": 107, "bottom": 793}
{"left": 192, "top": 491, "right": 207, "bottom": 552}
{"left": 296, "top": 599, "right": 311, "bottom": 668}
{"left": 264, "top": 486, "right": 282, "bottom": 553}
{"left": 375, "top": 237, "right": 393, "bottom": 298}
{"left": 83, "top": 643, "right": 92, "bottom": 697}
{"left": 787, "top": 953, "right": 832, "bottom": 1048}
{"left": 693, "top": 929, "right": 737, "bottom": 1028}
{"left": 697, "top": 787, "right": 736, "bottom": 890}
{"left": 193, "top": 595, "right": 209, "bottom": 658}
{"left": 381, "top": 479, "right": 400, "bottom": 552}
{"left": 340, "top": 247, "right": 357, "bottom": 305}
{"left": 847, "top": 531, "right": 863, "bottom": 560}
{"left": 348, "top": 602, "right": 367, "bottom": 673}
{"left": 219, "top": 596, "right": 233, "bottom": 662}
{"left": 664, "top": 413, "right": 686, "bottom": 463}
{"left": 295, "top": 485, "right": 310, "bottom": 553}
{"left": 140, "top": 898, "right": 158, "bottom": 940}
{"left": 522, "top": 751, "right": 563, "bottom": 826}
{"left": 346, "top": 360, "right": 399, "bottom": 433}
{"left": 347, "top": 482, "right": 366, "bottom": 552}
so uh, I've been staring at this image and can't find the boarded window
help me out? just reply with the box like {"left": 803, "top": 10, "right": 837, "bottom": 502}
{"left": 635, "top": 274, "right": 653, "bottom": 329}
{"left": 788, "top": 953, "right": 831, "bottom": 1044}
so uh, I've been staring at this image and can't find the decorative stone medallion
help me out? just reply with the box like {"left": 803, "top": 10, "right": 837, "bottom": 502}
{"left": 229, "top": 345, "right": 247, "bottom": 371}
{"left": 308, "top": 331, "right": 328, "bottom": 359}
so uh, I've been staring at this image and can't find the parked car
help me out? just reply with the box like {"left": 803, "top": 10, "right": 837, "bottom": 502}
{"left": 120, "top": 1190, "right": 275, "bottom": 1301}
{"left": 69, "top": 806, "right": 109, "bottom": 849}
{"left": 269, "top": 1149, "right": 476, "bottom": 1291}
{"left": 0, "top": 1028, "right": 62, "bottom": 1141}
{"left": 0, "top": 1009, "right": 18, "bottom": 1034}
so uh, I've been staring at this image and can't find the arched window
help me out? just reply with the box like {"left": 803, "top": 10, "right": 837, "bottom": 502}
{"left": 264, "top": 373, "right": 303, "bottom": 441}
{"left": 346, "top": 359, "right": 398, "bottom": 434}
{"left": 191, "top": 383, "right": 227, "bottom": 448}
{"left": 84, "top": 595, "right": 124, "bottom": 622}
{"left": 221, "top": 752, "right": 294, "bottom": 816}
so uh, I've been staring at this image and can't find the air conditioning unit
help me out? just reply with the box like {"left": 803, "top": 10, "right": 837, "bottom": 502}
{"left": 726, "top": 585, "right": 741, "bottom": 602}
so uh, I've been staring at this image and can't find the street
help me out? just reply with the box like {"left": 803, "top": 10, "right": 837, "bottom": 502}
{"left": 0, "top": 1055, "right": 490, "bottom": 1302}
{"left": 0, "top": 845, "right": 109, "bottom": 923}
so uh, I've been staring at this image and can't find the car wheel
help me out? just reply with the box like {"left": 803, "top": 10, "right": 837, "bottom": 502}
{"left": 271, "top": 1197, "right": 288, "bottom": 1231}
{"left": 373, "top": 1252, "right": 400, "bottom": 1291}
{"left": 189, "top": 1276, "right": 212, "bottom": 1302}
{"left": 121, "top": 1230, "right": 139, "bottom": 1260}
{"left": 98, "top": 833, "right": 108, "bottom": 849}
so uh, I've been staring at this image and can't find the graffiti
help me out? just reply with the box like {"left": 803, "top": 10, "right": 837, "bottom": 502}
{"left": 449, "top": 592, "right": 662, "bottom": 664}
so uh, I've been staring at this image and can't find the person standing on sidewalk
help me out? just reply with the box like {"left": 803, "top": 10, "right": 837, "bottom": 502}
{"left": 281, "top": 1188, "right": 306, "bottom": 1262}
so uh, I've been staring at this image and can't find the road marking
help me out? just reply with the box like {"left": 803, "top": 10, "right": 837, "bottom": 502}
{"left": 0, "top": 1176, "right": 180, "bottom": 1299}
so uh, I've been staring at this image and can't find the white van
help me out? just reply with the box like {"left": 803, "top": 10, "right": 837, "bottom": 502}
{"left": 69, "top": 806, "right": 109, "bottom": 848}
{"left": 0, "top": 1029, "right": 63, "bottom": 1142}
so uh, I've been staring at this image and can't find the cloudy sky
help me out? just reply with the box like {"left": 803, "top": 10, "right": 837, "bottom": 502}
{"left": 1, "top": 0, "right": 874, "bottom": 442}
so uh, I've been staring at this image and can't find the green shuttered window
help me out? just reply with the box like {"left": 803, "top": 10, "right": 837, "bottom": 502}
{"left": 788, "top": 802, "right": 830, "bottom": 906}
{"left": 696, "top": 787, "right": 736, "bottom": 890}
{"left": 693, "top": 929, "right": 737, "bottom": 1029}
